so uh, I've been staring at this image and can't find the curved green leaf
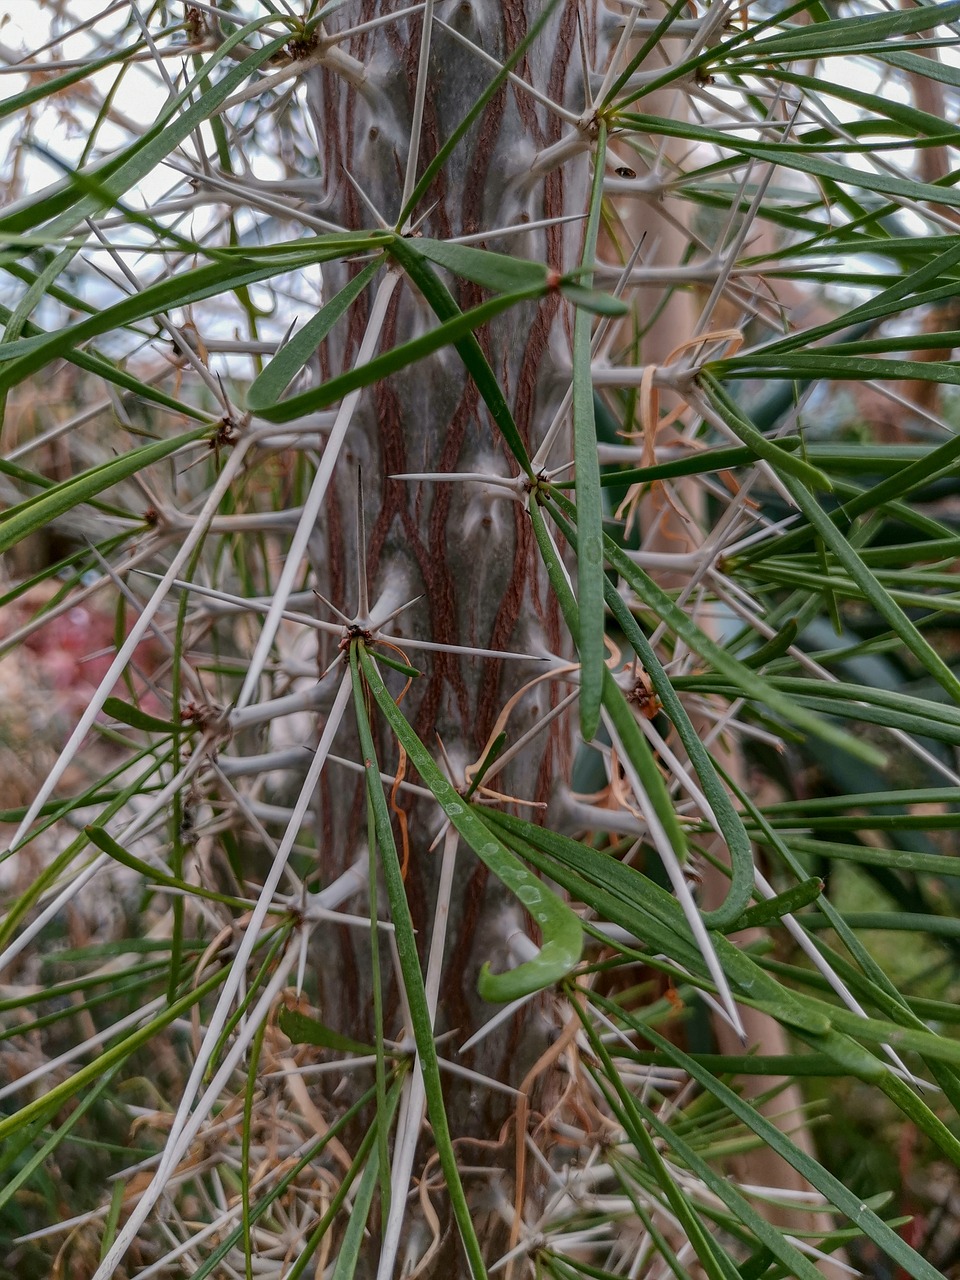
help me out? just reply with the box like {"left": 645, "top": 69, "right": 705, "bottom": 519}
{"left": 356, "top": 644, "right": 582, "bottom": 1002}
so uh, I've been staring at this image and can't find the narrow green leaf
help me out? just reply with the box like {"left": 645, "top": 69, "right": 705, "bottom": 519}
{"left": 84, "top": 826, "right": 253, "bottom": 911}
{"left": 631, "top": 1018, "right": 944, "bottom": 1280}
{"left": 397, "top": 0, "right": 563, "bottom": 227}
{"left": 593, "top": 437, "right": 803, "bottom": 489}
{"left": 370, "top": 649, "right": 422, "bottom": 679}
{"left": 190, "top": 1084, "right": 383, "bottom": 1280}
{"left": 0, "top": 244, "right": 380, "bottom": 394}
{"left": 742, "top": 620, "right": 799, "bottom": 669}
{"left": 551, "top": 500, "right": 757, "bottom": 929}
{"left": 0, "top": 427, "right": 207, "bottom": 556}
{"left": 464, "top": 731, "right": 507, "bottom": 800}
{"left": 357, "top": 644, "right": 582, "bottom": 1001}
{"left": 0, "top": 18, "right": 286, "bottom": 240}
{"left": 253, "top": 267, "right": 544, "bottom": 430}
{"left": 618, "top": 111, "right": 960, "bottom": 212}
{"left": 246, "top": 259, "right": 381, "bottom": 411}
{"left": 721, "top": 0, "right": 960, "bottom": 59}
{"left": 716, "top": 394, "right": 960, "bottom": 707}
{"left": 0, "top": 1065, "right": 120, "bottom": 1220}
{"left": 578, "top": 1014, "right": 834, "bottom": 1280}
{"left": 327, "top": 1113, "right": 391, "bottom": 1280}
{"left": 404, "top": 238, "right": 548, "bottom": 292}
{"left": 580, "top": 1019, "right": 739, "bottom": 1280}
{"left": 483, "top": 810, "right": 833, "bottom": 1037}
{"left": 731, "top": 879, "right": 824, "bottom": 931}
{"left": 528, "top": 498, "right": 692, "bottom": 873}
{"left": 102, "top": 697, "right": 184, "bottom": 734}
{"left": 0, "top": 963, "right": 228, "bottom": 1145}
{"left": 573, "top": 121, "right": 609, "bottom": 743}
{"left": 277, "top": 1006, "right": 375, "bottom": 1056}
{"left": 285, "top": 1078, "right": 404, "bottom": 1280}
{"left": 546, "top": 490, "right": 886, "bottom": 766}
{"left": 387, "top": 236, "right": 534, "bottom": 474}
{"left": 720, "top": 353, "right": 960, "bottom": 387}
{"left": 559, "top": 283, "right": 630, "bottom": 316}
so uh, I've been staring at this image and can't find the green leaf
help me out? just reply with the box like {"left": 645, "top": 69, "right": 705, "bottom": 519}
{"left": 730, "top": 879, "right": 824, "bottom": 931}
{"left": 0, "top": 18, "right": 286, "bottom": 240}
{"left": 546, "top": 490, "right": 885, "bottom": 766}
{"left": 251, "top": 254, "right": 545, "bottom": 431}
{"left": 357, "top": 644, "right": 582, "bottom": 1002}
{"left": 482, "top": 810, "right": 833, "bottom": 1037}
{"left": 404, "top": 239, "right": 548, "bottom": 293}
{"left": 0, "top": 241, "right": 383, "bottom": 395}
{"left": 0, "top": 427, "right": 207, "bottom": 556}
{"left": 573, "top": 121, "right": 608, "bottom": 743}
{"left": 102, "top": 697, "right": 184, "bottom": 734}
{"left": 628, "top": 1017, "right": 946, "bottom": 1280}
{"left": 550, "top": 500, "right": 757, "bottom": 930}
{"left": 0, "top": 964, "right": 228, "bottom": 1146}
{"left": 397, "top": 0, "right": 564, "bottom": 228}
{"left": 246, "top": 259, "right": 382, "bottom": 412}
{"left": 387, "top": 237, "right": 535, "bottom": 474}
{"left": 559, "top": 283, "right": 630, "bottom": 316}
{"left": 720, "top": 0, "right": 960, "bottom": 60}
{"left": 277, "top": 1006, "right": 375, "bottom": 1056}
{"left": 464, "top": 731, "right": 507, "bottom": 800}
{"left": 84, "top": 826, "right": 252, "bottom": 911}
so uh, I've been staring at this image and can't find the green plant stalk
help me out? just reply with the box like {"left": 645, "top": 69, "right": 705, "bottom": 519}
{"left": 242, "top": 1015, "right": 269, "bottom": 1280}
{"left": 349, "top": 642, "right": 488, "bottom": 1280}
{"left": 543, "top": 495, "right": 756, "bottom": 929}
{"left": 366, "top": 784, "right": 392, "bottom": 1225}
{"left": 527, "top": 496, "right": 691, "bottom": 865}
{"left": 572, "top": 118, "right": 609, "bottom": 742}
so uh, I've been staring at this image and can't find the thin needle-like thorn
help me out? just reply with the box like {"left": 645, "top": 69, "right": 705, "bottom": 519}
{"left": 356, "top": 467, "right": 370, "bottom": 624}
{"left": 371, "top": 594, "right": 424, "bottom": 629}
{"left": 575, "top": 7, "right": 594, "bottom": 114}
{"left": 314, "top": 589, "right": 353, "bottom": 625}
{"left": 341, "top": 164, "right": 390, "bottom": 230}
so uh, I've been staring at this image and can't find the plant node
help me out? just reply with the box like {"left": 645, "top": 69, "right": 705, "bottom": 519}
{"left": 339, "top": 625, "right": 374, "bottom": 660}
{"left": 286, "top": 29, "right": 322, "bottom": 61}
{"left": 181, "top": 700, "right": 231, "bottom": 740}
{"left": 184, "top": 6, "right": 207, "bottom": 44}
{"left": 626, "top": 676, "right": 662, "bottom": 720}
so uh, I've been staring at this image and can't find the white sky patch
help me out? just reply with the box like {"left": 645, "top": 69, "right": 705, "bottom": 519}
{"left": 0, "top": 1, "right": 327, "bottom": 384}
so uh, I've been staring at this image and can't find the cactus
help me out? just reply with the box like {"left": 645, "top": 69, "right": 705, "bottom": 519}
{"left": 2, "top": 2, "right": 960, "bottom": 1278}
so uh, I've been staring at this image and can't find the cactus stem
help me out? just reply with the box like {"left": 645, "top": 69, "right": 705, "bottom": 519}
{"left": 435, "top": 18, "right": 581, "bottom": 126}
